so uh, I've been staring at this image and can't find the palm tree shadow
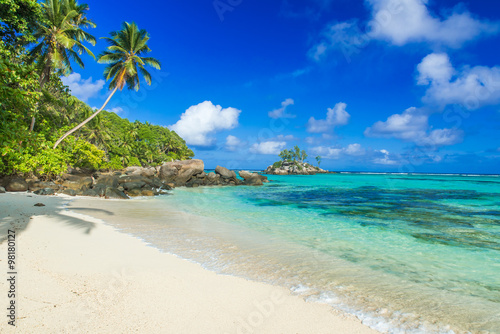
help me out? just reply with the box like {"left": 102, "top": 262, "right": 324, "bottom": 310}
{"left": 0, "top": 196, "right": 114, "bottom": 243}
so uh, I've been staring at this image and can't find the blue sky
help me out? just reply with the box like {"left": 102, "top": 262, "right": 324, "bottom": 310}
{"left": 62, "top": 0, "right": 500, "bottom": 173}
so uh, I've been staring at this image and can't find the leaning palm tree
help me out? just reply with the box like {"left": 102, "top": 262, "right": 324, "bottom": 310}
{"left": 30, "top": 0, "right": 96, "bottom": 131}
{"left": 53, "top": 21, "right": 161, "bottom": 149}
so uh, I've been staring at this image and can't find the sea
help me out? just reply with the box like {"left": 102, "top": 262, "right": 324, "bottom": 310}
{"left": 107, "top": 172, "right": 500, "bottom": 333}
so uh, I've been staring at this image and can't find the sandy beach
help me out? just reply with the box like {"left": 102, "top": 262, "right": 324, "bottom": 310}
{"left": 0, "top": 192, "right": 378, "bottom": 334}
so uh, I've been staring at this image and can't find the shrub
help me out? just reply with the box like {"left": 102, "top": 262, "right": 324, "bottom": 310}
{"left": 102, "top": 156, "right": 124, "bottom": 170}
{"left": 127, "top": 157, "right": 141, "bottom": 167}
{"left": 272, "top": 161, "right": 282, "bottom": 169}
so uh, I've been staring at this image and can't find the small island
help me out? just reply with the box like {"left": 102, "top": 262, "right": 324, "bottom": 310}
{"left": 264, "top": 146, "right": 329, "bottom": 175}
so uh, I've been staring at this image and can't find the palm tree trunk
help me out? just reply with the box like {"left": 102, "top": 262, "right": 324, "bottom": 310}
{"left": 53, "top": 86, "right": 119, "bottom": 149}
{"left": 29, "top": 115, "right": 36, "bottom": 132}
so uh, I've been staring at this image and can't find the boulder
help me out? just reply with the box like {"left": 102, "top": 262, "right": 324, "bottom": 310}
{"left": 205, "top": 172, "right": 219, "bottom": 185}
{"left": 92, "top": 184, "right": 107, "bottom": 197}
{"left": 6, "top": 178, "right": 28, "bottom": 192}
{"left": 0, "top": 186, "right": 5, "bottom": 193}
{"left": 105, "top": 187, "right": 128, "bottom": 200}
{"left": 82, "top": 189, "right": 99, "bottom": 197}
{"left": 62, "top": 189, "right": 77, "bottom": 196}
{"left": 95, "top": 175, "right": 119, "bottom": 188}
{"left": 141, "top": 189, "right": 155, "bottom": 196}
{"left": 124, "top": 166, "right": 156, "bottom": 178}
{"left": 126, "top": 189, "right": 142, "bottom": 197}
{"left": 61, "top": 175, "right": 93, "bottom": 191}
{"left": 28, "top": 180, "right": 59, "bottom": 192}
{"left": 118, "top": 175, "right": 153, "bottom": 186}
{"left": 122, "top": 182, "right": 146, "bottom": 191}
{"left": 34, "top": 188, "right": 56, "bottom": 196}
{"left": 239, "top": 171, "right": 269, "bottom": 183}
{"left": 215, "top": 166, "right": 237, "bottom": 180}
{"left": 159, "top": 159, "right": 204, "bottom": 185}
{"left": 158, "top": 164, "right": 177, "bottom": 183}
{"left": 244, "top": 177, "right": 263, "bottom": 186}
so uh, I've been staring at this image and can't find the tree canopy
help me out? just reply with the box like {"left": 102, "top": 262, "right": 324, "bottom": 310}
{"left": 0, "top": 0, "right": 194, "bottom": 178}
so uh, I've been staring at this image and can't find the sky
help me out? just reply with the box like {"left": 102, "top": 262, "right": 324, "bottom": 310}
{"left": 61, "top": 0, "right": 500, "bottom": 173}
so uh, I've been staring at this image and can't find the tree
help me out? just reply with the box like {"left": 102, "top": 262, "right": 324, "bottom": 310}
{"left": 316, "top": 156, "right": 321, "bottom": 167}
{"left": 300, "top": 149, "right": 307, "bottom": 163}
{"left": 279, "top": 149, "right": 289, "bottom": 161}
{"left": 53, "top": 21, "right": 161, "bottom": 148}
{"left": 293, "top": 145, "right": 301, "bottom": 161}
{"left": 29, "top": 0, "right": 96, "bottom": 130}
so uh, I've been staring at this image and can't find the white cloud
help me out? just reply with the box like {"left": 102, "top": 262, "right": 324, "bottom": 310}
{"left": 225, "top": 135, "right": 242, "bottom": 151}
{"left": 275, "top": 134, "right": 296, "bottom": 141}
{"left": 309, "top": 0, "right": 498, "bottom": 61}
{"left": 373, "top": 149, "right": 399, "bottom": 165}
{"left": 108, "top": 106, "right": 124, "bottom": 114}
{"left": 61, "top": 73, "right": 105, "bottom": 102}
{"left": 417, "top": 53, "right": 500, "bottom": 109}
{"left": 249, "top": 141, "right": 286, "bottom": 155}
{"left": 311, "top": 143, "right": 365, "bottom": 159}
{"left": 307, "top": 102, "right": 350, "bottom": 133}
{"left": 365, "top": 107, "right": 463, "bottom": 146}
{"left": 417, "top": 53, "right": 455, "bottom": 85}
{"left": 268, "top": 98, "right": 296, "bottom": 119}
{"left": 169, "top": 101, "right": 241, "bottom": 147}
{"left": 367, "top": 0, "right": 498, "bottom": 47}
{"left": 345, "top": 143, "right": 365, "bottom": 156}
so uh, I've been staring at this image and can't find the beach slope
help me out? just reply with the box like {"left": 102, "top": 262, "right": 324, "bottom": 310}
{"left": 0, "top": 193, "right": 378, "bottom": 334}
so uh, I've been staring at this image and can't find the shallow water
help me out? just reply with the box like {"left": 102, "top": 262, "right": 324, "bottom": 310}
{"left": 108, "top": 173, "right": 500, "bottom": 333}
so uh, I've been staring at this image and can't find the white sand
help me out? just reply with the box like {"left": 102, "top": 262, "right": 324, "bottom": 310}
{"left": 0, "top": 193, "right": 379, "bottom": 334}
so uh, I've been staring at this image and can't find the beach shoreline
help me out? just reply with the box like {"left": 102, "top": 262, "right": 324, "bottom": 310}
{"left": 0, "top": 192, "right": 378, "bottom": 334}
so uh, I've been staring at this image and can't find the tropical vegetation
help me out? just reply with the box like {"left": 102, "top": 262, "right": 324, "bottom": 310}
{"left": 0, "top": 0, "right": 194, "bottom": 179}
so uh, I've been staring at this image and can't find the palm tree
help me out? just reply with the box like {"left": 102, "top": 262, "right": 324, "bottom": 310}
{"left": 53, "top": 21, "right": 161, "bottom": 149}
{"left": 30, "top": 0, "right": 96, "bottom": 131}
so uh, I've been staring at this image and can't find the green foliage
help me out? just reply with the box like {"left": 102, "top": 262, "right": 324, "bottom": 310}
{"left": 0, "top": 0, "right": 195, "bottom": 179}
{"left": 316, "top": 155, "right": 321, "bottom": 167}
{"left": 67, "top": 137, "right": 105, "bottom": 169}
{"left": 127, "top": 156, "right": 141, "bottom": 167}
{"left": 98, "top": 21, "right": 161, "bottom": 91}
{"left": 31, "top": 0, "right": 96, "bottom": 85}
{"left": 272, "top": 161, "right": 282, "bottom": 169}
{"left": 0, "top": 0, "right": 42, "bottom": 47}
{"left": 277, "top": 146, "right": 308, "bottom": 163}
{"left": 102, "top": 156, "right": 124, "bottom": 170}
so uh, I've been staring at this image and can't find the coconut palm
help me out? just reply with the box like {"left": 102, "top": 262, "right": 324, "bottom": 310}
{"left": 53, "top": 21, "right": 161, "bottom": 149}
{"left": 30, "top": 0, "right": 96, "bottom": 131}
{"left": 31, "top": 0, "right": 95, "bottom": 86}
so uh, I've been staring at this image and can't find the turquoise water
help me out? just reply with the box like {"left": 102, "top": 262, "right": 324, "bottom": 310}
{"left": 129, "top": 173, "right": 500, "bottom": 333}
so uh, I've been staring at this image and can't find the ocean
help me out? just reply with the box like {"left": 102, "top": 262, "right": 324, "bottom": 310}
{"left": 109, "top": 173, "right": 500, "bottom": 333}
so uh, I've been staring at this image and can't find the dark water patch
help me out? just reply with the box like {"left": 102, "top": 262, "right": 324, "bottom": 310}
{"left": 244, "top": 185, "right": 500, "bottom": 251}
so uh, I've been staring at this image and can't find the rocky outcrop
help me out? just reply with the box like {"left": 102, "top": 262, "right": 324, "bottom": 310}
{"left": 5, "top": 178, "right": 28, "bottom": 192}
{"left": 160, "top": 159, "right": 204, "bottom": 185}
{"left": 238, "top": 171, "right": 269, "bottom": 186}
{"left": 0, "top": 160, "right": 268, "bottom": 199}
{"left": 0, "top": 186, "right": 5, "bottom": 193}
{"left": 264, "top": 161, "right": 328, "bottom": 175}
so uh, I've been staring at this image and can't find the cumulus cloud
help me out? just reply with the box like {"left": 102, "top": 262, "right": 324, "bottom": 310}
{"left": 169, "top": 101, "right": 241, "bottom": 147}
{"left": 268, "top": 98, "right": 296, "bottom": 119}
{"left": 307, "top": 102, "right": 350, "bottom": 133}
{"left": 365, "top": 107, "right": 463, "bottom": 146}
{"left": 108, "top": 106, "right": 124, "bottom": 114}
{"left": 311, "top": 143, "right": 365, "bottom": 159}
{"left": 250, "top": 141, "right": 286, "bottom": 155}
{"left": 61, "top": 73, "right": 105, "bottom": 102}
{"left": 417, "top": 53, "right": 500, "bottom": 109}
{"left": 309, "top": 0, "right": 498, "bottom": 61}
{"left": 367, "top": 0, "right": 498, "bottom": 47}
{"left": 373, "top": 149, "right": 399, "bottom": 165}
{"left": 225, "top": 135, "right": 242, "bottom": 151}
